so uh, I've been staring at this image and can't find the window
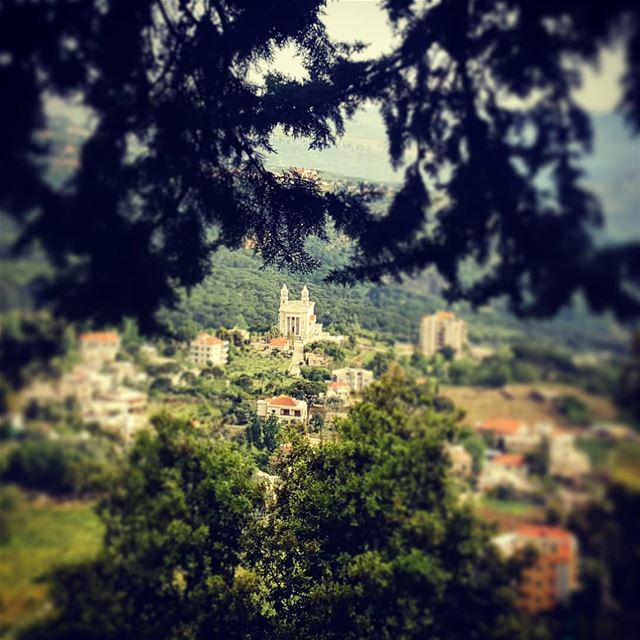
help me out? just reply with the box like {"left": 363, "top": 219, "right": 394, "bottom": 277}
{"left": 294, "top": 410, "right": 301, "bottom": 417}
{"left": 282, "top": 409, "right": 290, "bottom": 416}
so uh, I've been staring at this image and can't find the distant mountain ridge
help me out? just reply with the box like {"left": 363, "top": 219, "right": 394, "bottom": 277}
{"left": 270, "top": 108, "right": 640, "bottom": 241}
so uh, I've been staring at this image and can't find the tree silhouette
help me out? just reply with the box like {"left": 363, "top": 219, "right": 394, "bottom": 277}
{"left": 328, "top": 1, "right": 640, "bottom": 321}
{"left": 1, "top": 0, "right": 639, "bottom": 328}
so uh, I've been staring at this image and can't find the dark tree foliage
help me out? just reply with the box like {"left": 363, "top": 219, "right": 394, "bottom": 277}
{"left": 560, "top": 483, "right": 640, "bottom": 640}
{"left": 616, "top": 331, "right": 640, "bottom": 425}
{"left": 0, "top": 311, "right": 73, "bottom": 412}
{"left": 252, "top": 368, "right": 527, "bottom": 639}
{"left": 0, "top": 0, "right": 367, "bottom": 329}
{"left": 330, "top": 1, "right": 640, "bottom": 321}
{"left": 1, "top": 1, "right": 639, "bottom": 328}
{"left": 21, "top": 414, "right": 265, "bottom": 640}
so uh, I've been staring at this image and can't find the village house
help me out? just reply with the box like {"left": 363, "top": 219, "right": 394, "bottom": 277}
{"left": 189, "top": 332, "right": 229, "bottom": 367}
{"left": 493, "top": 525, "right": 579, "bottom": 613}
{"left": 479, "top": 453, "right": 532, "bottom": 493}
{"left": 419, "top": 311, "right": 468, "bottom": 357}
{"left": 326, "top": 381, "right": 351, "bottom": 403}
{"left": 80, "top": 386, "right": 148, "bottom": 442}
{"left": 331, "top": 368, "right": 374, "bottom": 392}
{"left": 304, "top": 351, "right": 332, "bottom": 367}
{"left": 79, "top": 331, "right": 121, "bottom": 363}
{"left": 475, "top": 417, "right": 524, "bottom": 445}
{"left": 475, "top": 417, "right": 550, "bottom": 452}
{"left": 269, "top": 337, "right": 291, "bottom": 352}
{"left": 256, "top": 395, "right": 308, "bottom": 424}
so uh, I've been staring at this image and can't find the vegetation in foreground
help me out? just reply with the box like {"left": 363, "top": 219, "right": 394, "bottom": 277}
{"left": 0, "top": 491, "right": 103, "bottom": 637}
{"left": 16, "top": 371, "right": 530, "bottom": 640}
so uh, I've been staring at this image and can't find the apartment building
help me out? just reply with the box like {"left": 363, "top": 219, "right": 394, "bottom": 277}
{"left": 419, "top": 311, "right": 468, "bottom": 357}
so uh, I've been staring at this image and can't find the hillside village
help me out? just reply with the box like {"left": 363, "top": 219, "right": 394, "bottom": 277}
{"left": 2, "top": 283, "right": 638, "bottom": 631}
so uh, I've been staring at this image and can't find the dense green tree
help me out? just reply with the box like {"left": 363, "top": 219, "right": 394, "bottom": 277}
{"left": 233, "top": 374, "right": 253, "bottom": 392}
{"left": 261, "top": 415, "right": 281, "bottom": 453}
{"left": 2, "top": 440, "right": 80, "bottom": 495}
{"left": 288, "top": 379, "right": 327, "bottom": 408}
{"left": 308, "top": 413, "right": 325, "bottom": 434}
{"left": 365, "top": 351, "right": 394, "bottom": 378}
{"left": 199, "top": 366, "right": 224, "bottom": 379}
{"left": 1, "top": 439, "right": 115, "bottom": 496}
{"left": 149, "top": 376, "right": 172, "bottom": 396}
{"left": 438, "top": 345, "right": 457, "bottom": 362}
{"left": 245, "top": 414, "right": 281, "bottom": 453}
{"left": 553, "top": 394, "right": 592, "bottom": 425}
{"left": 253, "top": 368, "right": 524, "bottom": 639}
{"left": 300, "top": 366, "right": 331, "bottom": 382}
{"left": 21, "top": 414, "right": 264, "bottom": 640}
{"left": 245, "top": 415, "right": 263, "bottom": 449}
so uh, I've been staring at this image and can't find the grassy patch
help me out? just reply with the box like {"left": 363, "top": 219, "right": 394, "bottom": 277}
{"left": 481, "top": 497, "right": 541, "bottom": 517}
{"left": 0, "top": 496, "right": 103, "bottom": 637}
{"left": 611, "top": 442, "right": 640, "bottom": 491}
{"left": 576, "top": 438, "right": 616, "bottom": 471}
{"left": 227, "top": 350, "right": 289, "bottom": 376}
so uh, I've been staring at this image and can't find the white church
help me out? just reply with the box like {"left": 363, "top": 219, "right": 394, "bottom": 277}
{"left": 278, "top": 284, "right": 324, "bottom": 343}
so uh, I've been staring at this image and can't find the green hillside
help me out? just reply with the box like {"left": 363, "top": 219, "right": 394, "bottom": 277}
{"left": 158, "top": 236, "right": 627, "bottom": 352}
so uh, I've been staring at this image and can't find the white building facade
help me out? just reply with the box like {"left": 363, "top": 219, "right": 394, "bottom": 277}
{"left": 419, "top": 311, "right": 468, "bottom": 357}
{"left": 278, "top": 285, "right": 323, "bottom": 343}
{"left": 189, "top": 333, "right": 229, "bottom": 366}
{"left": 257, "top": 395, "right": 308, "bottom": 424}
{"left": 332, "top": 368, "right": 374, "bottom": 392}
{"left": 79, "top": 331, "right": 121, "bottom": 363}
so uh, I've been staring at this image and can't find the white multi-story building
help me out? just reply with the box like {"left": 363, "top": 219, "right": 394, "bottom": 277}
{"left": 332, "top": 368, "right": 374, "bottom": 392}
{"left": 189, "top": 333, "right": 229, "bottom": 366}
{"left": 419, "top": 311, "right": 468, "bottom": 357}
{"left": 256, "top": 395, "right": 308, "bottom": 424}
{"left": 278, "top": 285, "right": 323, "bottom": 343}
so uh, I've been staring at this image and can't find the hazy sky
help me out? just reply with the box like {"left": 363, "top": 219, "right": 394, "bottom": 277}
{"left": 274, "top": 0, "right": 625, "bottom": 113}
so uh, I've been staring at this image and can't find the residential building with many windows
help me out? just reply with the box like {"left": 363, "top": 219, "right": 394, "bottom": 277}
{"left": 419, "top": 311, "right": 468, "bottom": 357}
{"left": 189, "top": 333, "right": 229, "bottom": 367}
{"left": 331, "top": 367, "right": 374, "bottom": 392}
{"left": 494, "top": 525, "right": 579, "bottom": 613}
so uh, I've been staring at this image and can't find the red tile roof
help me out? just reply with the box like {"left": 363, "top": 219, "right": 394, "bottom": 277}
{"left": 516, "top": 524, "right": 573, "bottom": 542}
{"left": 493, "top": 453, "right": 525, "bottom": 467}
{"left": 477, "top": 417, "right": 523, "bottom": 435}
{"left": 435, "top": 311, "right": 455, "bottom": 319}
{"left": 194, "top": 333, "right": 224, "bottom": 346}
{"left": 270, "top": 337, "right": 289, "bottom": 347}
{"left": 268, "top": 395, "right": 298, "bottom": 407}
{"left": 80, "top": 332, "right": 120, "bottom": 344}
{"left": 328, "top": 381, "right": 349, "bottom": 389}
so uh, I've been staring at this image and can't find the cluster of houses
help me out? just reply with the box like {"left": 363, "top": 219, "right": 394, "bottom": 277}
{"left": 254, "top": 367, "right": 375, "bottom": 426}
{"left": 19, "top": 331, "right": 148, "bottom": 442}
{"left": 447, "top": 411, "right": 636, "bottom": 614}
{"left": 448, "top": 416, "right": 593, "bottom": 495}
